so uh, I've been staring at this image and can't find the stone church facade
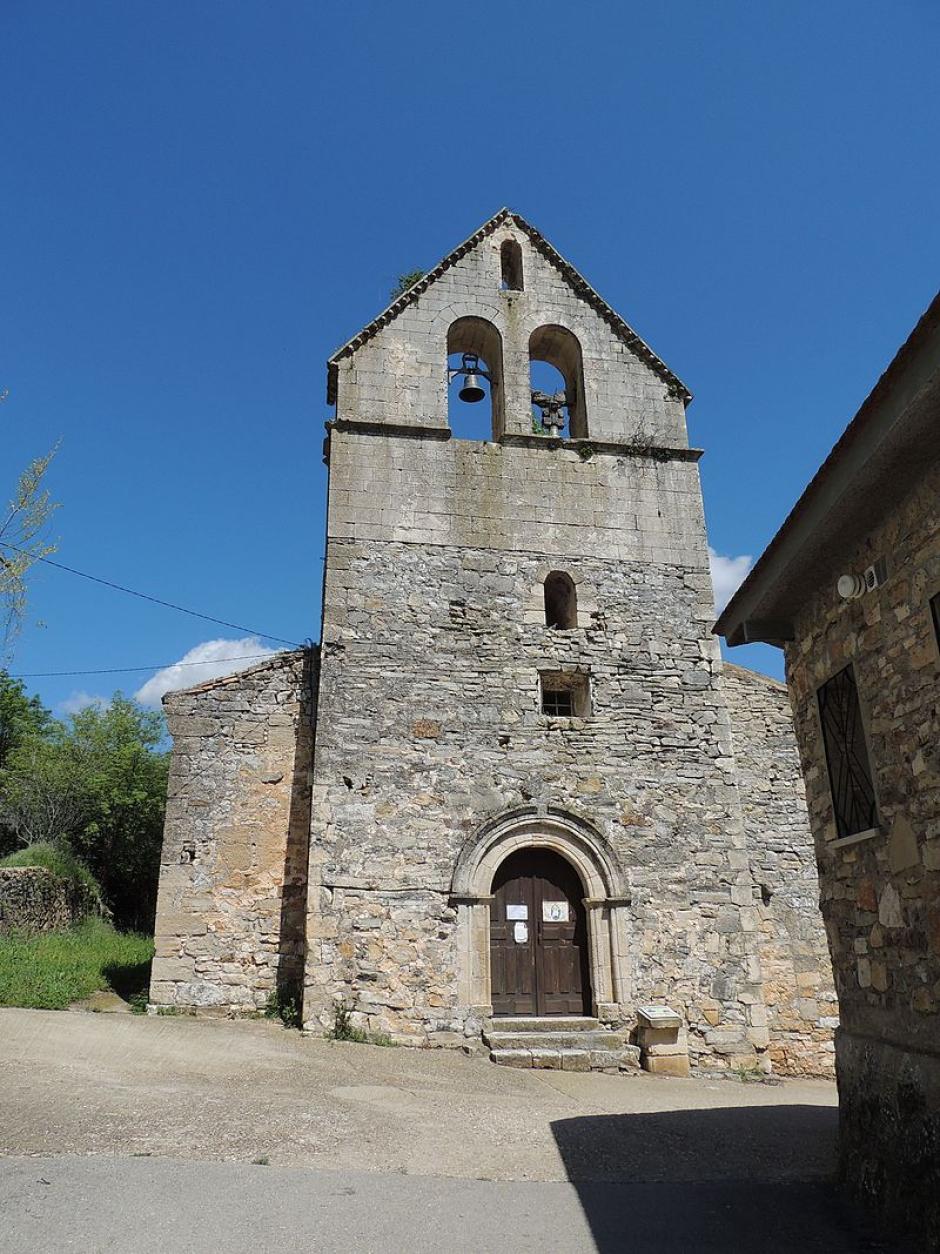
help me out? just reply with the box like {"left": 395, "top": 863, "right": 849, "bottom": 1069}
{"left": 150, "top": 209, "right": 835, "bottom": 1075}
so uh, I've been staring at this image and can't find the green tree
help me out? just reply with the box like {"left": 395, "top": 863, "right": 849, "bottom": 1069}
{"left": 0, "top": 672, "right": 52, "bottom": 854}
{"left": 0, "top": 671, "right": 51, "bottom": 770}
{"left": 66, "top": 696, "right": 169, "bottom": 930}
{"left": 0, "top": 445, "right": 60, "bottom": 655}
{"left": 0, "top": 695, "right": 169, "bottom": 930}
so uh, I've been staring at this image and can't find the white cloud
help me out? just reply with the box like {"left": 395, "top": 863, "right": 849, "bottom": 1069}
{"left": 708, "top": 546, "right": 753, "bottom": 614}
{"left": 134, "top": 637, "right": 280, "bottom": 707}
{"left": 58, "top": 691, "right": 108, "bottom": 716}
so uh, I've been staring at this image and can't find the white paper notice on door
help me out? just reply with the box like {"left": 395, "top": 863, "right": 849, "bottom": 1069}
{"left": 542, "top": 900, "right": 569, "bottom": 923}
{"left": 513, "top": 921, "right": 529, "bottom": 943}
{"left": 506, "top": 904, "right": 528, "bottom": 921}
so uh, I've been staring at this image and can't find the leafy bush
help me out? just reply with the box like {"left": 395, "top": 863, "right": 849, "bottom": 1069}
{"left": 0, "top": 694, "right": 169, "bottom": 930}
{"left": 0, "top": 917, "right": 153, "bottom": 1009}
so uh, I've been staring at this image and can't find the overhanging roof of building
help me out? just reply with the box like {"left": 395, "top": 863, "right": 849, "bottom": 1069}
{"left": 714, "top": 291, "right": 940, "bottom": 648}
{"left": 325, "top": 207, "right": 692, "bottom": 406}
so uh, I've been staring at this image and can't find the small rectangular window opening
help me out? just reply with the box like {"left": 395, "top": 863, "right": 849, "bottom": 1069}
{"left": 817, "top": 664, "right": 877, "bottom": 838}
{"left": 542, "top": 689, "right": 574, "bottom": 717}
{"left": 540, "top": 671, "right": 590, "bottom": 718}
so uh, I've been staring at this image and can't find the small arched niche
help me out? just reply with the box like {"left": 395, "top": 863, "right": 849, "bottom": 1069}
{"left": 500, "top": 239, "right": 523, "bottom": 291}
{"left": 447, "top": 316, "right": 505, "bottom": 440}
{"left": 544, "top": 571, "right": 578, "bottom": 629}
{"left": 529, "top": 325, "right": 587, "bottom": 439}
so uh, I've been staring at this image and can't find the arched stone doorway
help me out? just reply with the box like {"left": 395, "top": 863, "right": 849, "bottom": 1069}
{"left": 491, "top": 847, "right": 591, "bottom": 1016}
{"left": 451, "top": 808, "right": 632, "bottom": 1022}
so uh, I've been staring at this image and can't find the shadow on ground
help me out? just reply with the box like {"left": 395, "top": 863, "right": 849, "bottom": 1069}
{"left": 102, "top": 956, "right": 151, "bottom": 1001}
{"left": 551, "top": 1105, "right": 915, "bottom": 1253}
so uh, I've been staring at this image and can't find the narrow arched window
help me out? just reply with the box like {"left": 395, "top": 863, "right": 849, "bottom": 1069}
{"left": 544, "top": 571, "right": 578, "bottom": 629}
{"left": 529, "top": 326, "right": 587, "bottom": 439}
{"left": 500, "top": 239, "right": 523, "bottom": 291}
{"left": 447, "top": 317, "right": 505, "bottom": 440}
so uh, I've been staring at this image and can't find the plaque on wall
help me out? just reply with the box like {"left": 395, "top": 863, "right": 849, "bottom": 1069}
{"left": 542, "top": 900, "right": 569, "bottom": 923}
{"left": 506, "top": 904, "right": 528, "bottom": 921}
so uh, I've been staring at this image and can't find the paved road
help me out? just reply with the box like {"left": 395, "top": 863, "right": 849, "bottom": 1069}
{"left": 0, "top": 1009, "right": 915, "bottom": 1251}
{"left": 0, "top": 1155, "right": 910, "bottom": 1254}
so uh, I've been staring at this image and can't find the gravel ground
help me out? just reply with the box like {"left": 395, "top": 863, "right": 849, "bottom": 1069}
{"left": 1, "top": 1008, "right": 917, "bottom": 1253}
{"left": 0, "top": 1006, "right": 839, "bottom": 1183}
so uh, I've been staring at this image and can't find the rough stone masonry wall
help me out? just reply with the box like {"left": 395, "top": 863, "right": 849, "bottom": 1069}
{"left": 721, "top": 664, "right": 837, "bottom": 1076}
{"left": 785, "top": 457, "right": 940, "bottom": 1241}
{"left": 332, "top": 219, "right": 690, "bottom": 446}
{"left": 307, "top": 429, "right": 769, "bottom": 1069}
{"left": 0, "top": 866, "right": 102, "bottom": 935}
{"left": 149, "top": 649, "right": 316, "bottom": 1011}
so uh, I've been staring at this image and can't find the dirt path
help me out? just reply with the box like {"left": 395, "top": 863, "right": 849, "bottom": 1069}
{"left": 0, "top": 1007, "right": 838, "bottom": 1183}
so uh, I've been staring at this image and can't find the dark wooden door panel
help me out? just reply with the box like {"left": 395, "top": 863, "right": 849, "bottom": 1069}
{"left": 490, "top": 848, "right": 590, "bottom": 1017}
{"left": 491, "top": 866, "right": 536, "bottom": 1016}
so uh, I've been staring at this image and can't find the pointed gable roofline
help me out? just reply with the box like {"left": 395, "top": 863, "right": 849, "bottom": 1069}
{"left": 326, "top": 208, "right": 692, "bottom": 406}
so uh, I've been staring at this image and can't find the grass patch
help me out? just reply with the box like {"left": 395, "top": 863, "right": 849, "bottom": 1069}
{"left": 0, "top": 842, "right": 103, "bottom": 903}
{"left": 0, "top": 917, "right": 154, "bottom": 1010}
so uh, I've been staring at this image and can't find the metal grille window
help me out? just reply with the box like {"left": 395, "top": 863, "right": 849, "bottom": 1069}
{"left": 541, "top": 688, "right": 574, "bottom": 717}
{"left": 539, "top": 671, "right": 590, "bottom": 717}
{"left": 817, "top": 664, "right": 877, "bottom": 837}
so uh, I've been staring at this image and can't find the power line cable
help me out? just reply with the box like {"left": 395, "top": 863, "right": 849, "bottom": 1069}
{"left": 0, "top": 541, "right": 303, "bottom": 648}
{"left": 12, "top": 653, "right": 282, "bottom": 679}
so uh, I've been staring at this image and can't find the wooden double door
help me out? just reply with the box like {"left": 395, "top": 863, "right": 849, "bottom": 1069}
{"left": 490, "top": 848, "right": 591, "bottom": 1016}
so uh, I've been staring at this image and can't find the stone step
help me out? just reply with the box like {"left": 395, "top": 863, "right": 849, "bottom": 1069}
{"left": 483, "top": 1029, "right": 632, "bottom": 1052}
{"left": 489, "top": 1046, "right": 640, "bottom": 1073}
{"left": 484, "top": 1016, "right": 601, "bottom": 1034}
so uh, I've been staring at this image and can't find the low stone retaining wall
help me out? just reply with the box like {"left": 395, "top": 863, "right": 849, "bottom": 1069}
{"left": 0, "top": 866, "right": 102, "bottom": 935}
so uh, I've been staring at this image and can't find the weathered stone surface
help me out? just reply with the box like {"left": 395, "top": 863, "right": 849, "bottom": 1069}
{"left": 722, "top": 664, "right": 837, "bottom": 1076}
{"left": 643, "top": 1053, "right": 692, "bottom": 1077}
{"left": 836, "top": 1030, "right": 940, "bottom": 1244}
{"left": 150, "top": 215, "right": 832, "bottom": 1083}
{"left": 149, "top": 650, "right": 316, "bottom": 1010}
{"left": 777, "top": 398, "right": 940, "bottom": 1244}
{"left": 0, "top": 866, "right": 102, "bottom": 935}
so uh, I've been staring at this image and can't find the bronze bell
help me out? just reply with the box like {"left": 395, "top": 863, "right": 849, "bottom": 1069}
{"left": 458, "top": 371, "right": 486, "bottom": 404}
{"left": 456, "top": 353, "right": 487, "bottom": 403}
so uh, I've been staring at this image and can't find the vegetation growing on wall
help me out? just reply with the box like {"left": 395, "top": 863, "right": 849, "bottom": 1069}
{"left": 390, "top": 270, "right": 425, "bottom": 301}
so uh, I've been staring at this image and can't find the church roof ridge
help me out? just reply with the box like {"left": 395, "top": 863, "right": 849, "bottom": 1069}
{"left": 325, "top": 208, "right": 692, "bottom": 406}
{"left": 161, "top": 647, "right": 311, "bottom": 701}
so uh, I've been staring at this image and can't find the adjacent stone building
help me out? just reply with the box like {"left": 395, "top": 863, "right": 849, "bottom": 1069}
{"left": 151, "top": 209, "right": 835, "bottom": 1076}
{"left": 716, "top": 293, "right": 940, "bottom": 1243}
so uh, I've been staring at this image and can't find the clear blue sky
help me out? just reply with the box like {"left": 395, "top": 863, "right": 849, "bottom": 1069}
{"left": 2, "top": 1, "right": 938, "bottom": 714}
